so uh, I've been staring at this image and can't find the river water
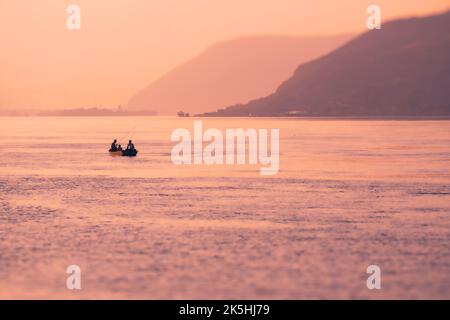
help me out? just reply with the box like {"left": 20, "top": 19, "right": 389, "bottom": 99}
{"left": 0, "top": 117, "right": 449, "bottom": 299}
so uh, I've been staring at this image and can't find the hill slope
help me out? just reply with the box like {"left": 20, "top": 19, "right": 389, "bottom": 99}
{"left": 209, "top": 11, "right": 450, "bottom": 116}
{"left": 126, "top": 35, "right": 352, "bottom": 115}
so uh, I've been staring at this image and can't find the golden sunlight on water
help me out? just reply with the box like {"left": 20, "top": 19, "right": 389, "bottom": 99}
{"left": 0, "top": 116, "right": 449, "bottom": 299}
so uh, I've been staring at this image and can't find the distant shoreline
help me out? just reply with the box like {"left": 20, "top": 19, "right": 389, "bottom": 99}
{"left": 200, "top": 115, "right": 450, "bottom": 120}
{"left": 0, "top": 107, "right": 157, "bottom": 117}
{"left": 1, "top": 114, "right": 450, "bottom": 120}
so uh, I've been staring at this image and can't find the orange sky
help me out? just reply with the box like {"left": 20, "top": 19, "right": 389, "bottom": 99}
{"left": 1, "top": 0, "right": 449, "bottom": 110}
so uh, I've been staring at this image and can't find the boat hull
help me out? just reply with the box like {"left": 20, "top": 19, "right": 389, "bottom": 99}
{"left": 108, "top": 149, "right": 138, "bottom": 157}
{"left": 122, "top": 149, "right": 138, "bottom": 157}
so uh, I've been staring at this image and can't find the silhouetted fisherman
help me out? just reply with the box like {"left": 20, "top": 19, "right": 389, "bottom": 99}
{"left": 126, "top": 140, "right": 135, "bottom": 150}
{"left": 110, "top": 139, "right": 118, "bottom": 151}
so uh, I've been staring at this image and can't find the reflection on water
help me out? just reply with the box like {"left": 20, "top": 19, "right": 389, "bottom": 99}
{"left": 0, "top": 117, "right": 449, "bottom": 299}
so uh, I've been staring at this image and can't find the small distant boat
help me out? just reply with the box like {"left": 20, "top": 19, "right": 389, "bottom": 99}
{"left": 108, "top": 149, "right": 138, "bottom": 157}
{"left": 177, "top": 111, "right": 190, "bottom": 117}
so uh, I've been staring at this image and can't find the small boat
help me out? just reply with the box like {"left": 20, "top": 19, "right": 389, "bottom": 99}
{"left": 108, "top": 149, "right": 138, "bottom": 157}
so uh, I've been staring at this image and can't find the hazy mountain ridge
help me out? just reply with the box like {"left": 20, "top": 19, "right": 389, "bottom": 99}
{"left": 126, "top": 35, "right": 353, "bottom": 115}
{"left": 207, "top": 11, "right": 450, "bottom": 117}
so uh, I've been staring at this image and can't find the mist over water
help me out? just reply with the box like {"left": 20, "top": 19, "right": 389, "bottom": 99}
{"left": 1, "top": 117, "right": 449, "bottom": 299}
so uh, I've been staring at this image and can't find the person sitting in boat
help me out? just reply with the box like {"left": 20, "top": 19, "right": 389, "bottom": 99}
{"left": 110, "top": 139, "right": 118, "bottom": 151}
{"left": 126, "top": 140, "right": 135, "bottom": 150}
{"left": 117, "top": 144, "right": 123, "bottom": 151}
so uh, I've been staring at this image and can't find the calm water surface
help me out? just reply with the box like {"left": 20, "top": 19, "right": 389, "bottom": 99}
{"left": 0, "top": 117, "right": 449, "bottom": 298}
